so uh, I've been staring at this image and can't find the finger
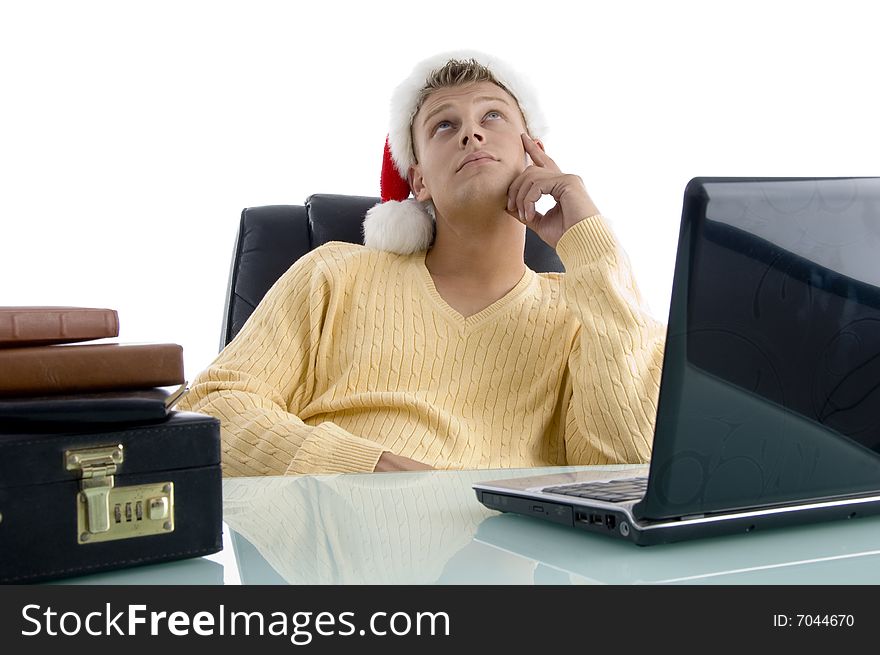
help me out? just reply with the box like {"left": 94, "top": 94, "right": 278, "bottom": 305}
{"left": 507, "top": 172, "right": 524, "bottom": 212}
{"left": 523, "top": 181, "right": 542, "bottom": 222}
{"left": 507, "top": 166, "right": 537, "bottom": 214}
{"left": 520, "top": 133, "right": 546, "bottom": 166}
{"left": 524, "top": 207, "right": 546, "bottom": 229}
{"left": 515, "top": 173, "right": 544, "bottom": 221}
{"left": 521, "top": 133, "right": 559, "bottom": 171}
{"left": 516, "top": 176, "right": 536, "bottom": 222}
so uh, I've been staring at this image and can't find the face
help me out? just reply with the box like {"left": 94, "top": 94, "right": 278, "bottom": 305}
{"left": 409, "top": 81, "right": 532, "bottom": 219}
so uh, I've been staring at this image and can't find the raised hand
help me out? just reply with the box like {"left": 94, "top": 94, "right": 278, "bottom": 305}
{"left": 506, "top": 133, "right": 601, "bottom": 249}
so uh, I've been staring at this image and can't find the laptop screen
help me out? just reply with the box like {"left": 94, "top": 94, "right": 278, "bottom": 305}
{"left": 637, "top": 178, "right": 880, "bottom": 520}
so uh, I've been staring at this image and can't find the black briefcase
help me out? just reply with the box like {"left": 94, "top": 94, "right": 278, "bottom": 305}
{"left": 0, "top": 411, "right": 222, "bottom": 583}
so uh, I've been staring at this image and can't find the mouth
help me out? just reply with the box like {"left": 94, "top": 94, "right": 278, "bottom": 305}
{"left": 457, "top": 152, "right": 498, "bottom": 172}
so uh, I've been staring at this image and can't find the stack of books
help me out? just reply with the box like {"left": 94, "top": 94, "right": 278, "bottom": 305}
{"left": 0, "top": 306, "right": 187, "bottom": 425}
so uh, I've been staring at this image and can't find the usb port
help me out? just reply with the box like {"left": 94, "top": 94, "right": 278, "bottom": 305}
{"left": 605, "top": 514, "right": 616, "bottom": 530}
{"left": 590, "top": 514, "right": 604, "bottom": 525}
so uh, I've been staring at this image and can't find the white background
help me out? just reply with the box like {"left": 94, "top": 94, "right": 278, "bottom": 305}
{"left": 2, "top": 0, "right": 878, "bottom": 381}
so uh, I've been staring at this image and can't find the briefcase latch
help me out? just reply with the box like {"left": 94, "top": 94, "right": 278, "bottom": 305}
{"left": 65, "top": 444, "right": 175, "bottom": 544}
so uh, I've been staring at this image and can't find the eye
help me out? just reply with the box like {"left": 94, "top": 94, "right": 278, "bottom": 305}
{"left": 433, "top": 119, "right": 454, "bottom": 134}
{"left": 484, "top": 110, "right": 503, "bottom": 121}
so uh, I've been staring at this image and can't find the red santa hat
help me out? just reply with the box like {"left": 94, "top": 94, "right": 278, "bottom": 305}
{"left": 362, "top": 50, "right": 548, "bottom": 254}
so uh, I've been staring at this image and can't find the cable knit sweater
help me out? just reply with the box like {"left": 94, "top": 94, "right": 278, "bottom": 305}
{"left": 177, "top": 215, "right": 666, "bottom": 476}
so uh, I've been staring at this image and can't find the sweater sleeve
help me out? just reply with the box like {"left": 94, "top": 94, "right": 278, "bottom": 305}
{"left": 555, "top": 215, "right": 666, "bottom": 464}
{"left": 175, "top": 249, "right": 387, "bottom": 476}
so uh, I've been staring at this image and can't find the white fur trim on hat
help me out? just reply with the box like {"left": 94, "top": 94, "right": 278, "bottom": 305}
{"left": 363, "top": 199, "right": 435, "bottom": 255}
{"left": 387, "top": 49, "right": 548, "bottom": 179}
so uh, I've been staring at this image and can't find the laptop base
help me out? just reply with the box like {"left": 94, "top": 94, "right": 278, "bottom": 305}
{"left": 475, "top": 485, "right": 880, "bottom": 546}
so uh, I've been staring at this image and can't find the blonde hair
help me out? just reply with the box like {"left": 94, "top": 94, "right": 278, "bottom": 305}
{"left": 413, "top": 58, "right": 518, "bottom": 117}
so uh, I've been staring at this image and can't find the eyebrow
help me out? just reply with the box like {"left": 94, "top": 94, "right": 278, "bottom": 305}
{"left": 420, "top": 95, "right": 513, "bottom": 128}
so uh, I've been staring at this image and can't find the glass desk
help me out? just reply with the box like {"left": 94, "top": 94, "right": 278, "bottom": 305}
{"left": 56, "top": 465, "right": 880, "bottom": 585}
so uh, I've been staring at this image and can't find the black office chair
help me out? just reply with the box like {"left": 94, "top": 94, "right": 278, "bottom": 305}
{"left": 220, "top": 194, "right": 565, "bottom": 350}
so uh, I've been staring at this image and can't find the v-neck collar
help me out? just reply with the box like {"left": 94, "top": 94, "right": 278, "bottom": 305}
{"left": 414, "top": 251, "right": 536, "bottom": 333}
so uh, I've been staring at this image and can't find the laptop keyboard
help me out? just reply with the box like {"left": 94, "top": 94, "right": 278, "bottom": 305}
{"left": 542, "top": 476, "right": 648, "bottom": 503}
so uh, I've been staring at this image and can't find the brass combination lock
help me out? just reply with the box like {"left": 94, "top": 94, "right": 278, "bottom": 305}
{"left": 65, "top": 444, "right": 175, "bottom": 544}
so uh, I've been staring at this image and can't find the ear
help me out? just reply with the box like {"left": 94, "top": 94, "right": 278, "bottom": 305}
{"left": 409, "top": 165, "right": 432, "bottom": 202}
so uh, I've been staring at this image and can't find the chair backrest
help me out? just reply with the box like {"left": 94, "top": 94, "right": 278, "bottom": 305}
{"left": 220, "top": 193, "right": 565, "bottom": 349}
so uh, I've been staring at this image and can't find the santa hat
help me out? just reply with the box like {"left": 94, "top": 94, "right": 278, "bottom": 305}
{"left": 362, "top": 50, "right": 548, "bottom": 254}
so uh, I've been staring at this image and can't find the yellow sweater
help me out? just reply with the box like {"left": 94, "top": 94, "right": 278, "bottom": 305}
{"left": 177, "top": 215, "right": 666, "bottom": 476}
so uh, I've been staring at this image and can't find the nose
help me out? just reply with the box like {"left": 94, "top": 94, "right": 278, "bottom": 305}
{"left": 460, "top": 122, "right": 485, "bottom": 148}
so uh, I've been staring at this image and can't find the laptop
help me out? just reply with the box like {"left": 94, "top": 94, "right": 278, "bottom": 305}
{"left": 474, "top": 177, "right": 880, "bottom": 545}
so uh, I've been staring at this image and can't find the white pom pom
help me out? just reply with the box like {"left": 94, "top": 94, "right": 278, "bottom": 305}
{"left": 362, "top": 200, "right": 435, "bottom": 254}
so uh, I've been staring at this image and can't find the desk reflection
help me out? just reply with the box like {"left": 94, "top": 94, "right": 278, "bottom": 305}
{"left": 223, "top": 467, "right": 591, "bottom": 585}
{"left": 223, "top": 466, "right": 880, "bottom": 585}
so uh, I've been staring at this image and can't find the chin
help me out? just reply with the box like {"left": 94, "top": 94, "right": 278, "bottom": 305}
{"left": 442, "top": 194, "right": 502, "bottom": 220}
{"left": 455, "top": 179, "right": 510, "bottom": 211}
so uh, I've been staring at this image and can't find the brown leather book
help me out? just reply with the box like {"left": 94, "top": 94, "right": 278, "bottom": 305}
{"left": 0, "top": 343, "right": 184, "bottom": 396}
{"left": 0, "top": 307, "right": 119, "bottom": 347}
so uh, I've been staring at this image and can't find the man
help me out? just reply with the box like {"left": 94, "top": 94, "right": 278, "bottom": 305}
{"left": 177, "top": 51, "right": 666, "bottom": 475}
